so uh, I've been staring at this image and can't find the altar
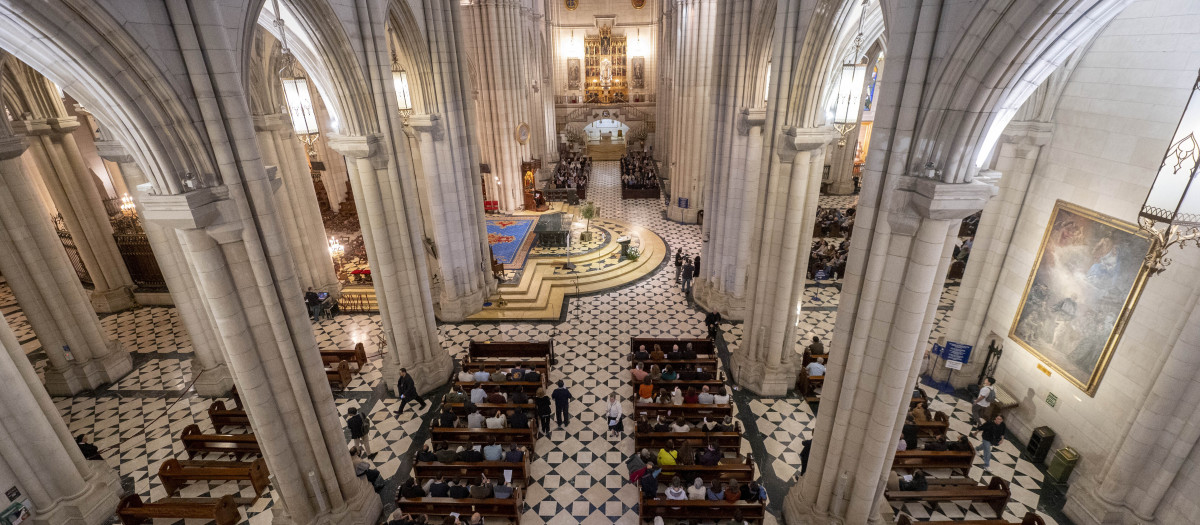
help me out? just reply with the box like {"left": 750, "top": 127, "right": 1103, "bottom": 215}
{"left": 534, "top": 212, "right": 570, "bottom": 248}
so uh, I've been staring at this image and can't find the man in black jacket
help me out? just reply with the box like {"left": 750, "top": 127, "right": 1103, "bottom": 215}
{"left": 975, "top": 415, "right": 1007, "bottom": 471}
{"left": 346, "top": 407, "right": 373, "bottom": 458}
{"left": 447, "top": 481, "right": 470, "bottom": 498}
{"left": 428, "top": 476, "right": 451, "bottom": 497}
{"left": 509, "top": 409, "right": 530, "bottom": 429}
{"left": 551, "top": 380, "right": 574, "bottom": 427}
{"left": 395, "top": 368, "right": 428, "bottom": 416}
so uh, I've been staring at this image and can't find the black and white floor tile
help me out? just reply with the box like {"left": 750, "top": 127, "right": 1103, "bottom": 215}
{"left": 0, "top": 163, "right": 1069, "bottom": 524}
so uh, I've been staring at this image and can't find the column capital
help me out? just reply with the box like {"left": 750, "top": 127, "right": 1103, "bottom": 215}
{"left": 94, "top": 138, "right": 135, "bottom": 163}
{"left": 139, "top": 185, "right": 234, "bottom": 230}
{"left": 737, "top": 108, "right": 766, "bottom": 136}
{"left": 786, "top": 126, "right": 837, "bottom": 152}
{"left": 900, "top": 175, "right": 996, "bottom": 221}
{"left": 1001, "top": 120, "right": 1055, "bottom": 146}
{"left": 11, "top": 116, "right": 81, "bottom": 137}
{"left": 327, "top": 133, "right": 387, "bottom": 159}
{"left": 0, "top": 136, "right": 30, "bottom": 160}
{"left": 407, "top": 114, "right": 446, "bottom": 141}
{"left": 252, "top": 113, "right": 290, "bottom": 132}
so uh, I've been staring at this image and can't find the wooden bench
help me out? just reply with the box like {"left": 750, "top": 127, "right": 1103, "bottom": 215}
{"left": 116, "top": 493, "right": 240, "bottom": 525}
{"left": 797, "top": 374, "right": 824, "bottom": 402}
{"left": 442, "top": 402, "right": 537, "bottom": 417}
{"left": 639, "top": 496, "right": 765, "bottom": 523}
{"left": 634, "top": 429, "right": 742, "bottom": 451}
{"left": 455, "top": 380, "right": 545, "bottom": 395}
{"left": 430, "top": 427, "right": 538, "bottom": 449}
{"left": 802, "top": 352, "right": 828, "bottom": 367}
{"left": 633, "top": 357, "right": 720, "bottom": 370}
{"left": 397, "top": 492, "right": 523, "bottom": 521}
{"left": 207, "top": 400, "right": 250, "bottom": 430}
{"left": 180, "top": 424, "right": 260, "bottom": 460}
{"left": 645, "top": 455, "right": 757, "bottom": 484}
{"left": 326, "top": 360, "right": 353, "bottom": 390}
{"left": 897, "top": 511, "right": 1044, "bottom": 525}
{"left": 413, "top": 457, "right": 530, "bottom": 485}
{"left": 463, "top": 356, "right": 550, "bottom": 372}
{"left": 469, "top": 340, "right": 555, "bottom": 366}
{"left": 914, "top": 411, "right": 950, "bottom": 439}
{"left": 158, "top": 457, "right": 269, "bottom": 501}
{"left": 631, "top": 378, "right": 726, "bottom": 391}
{"left": 320, "top": 342, "right": 368, "bottom": 371}
{"left": 633, "top": 402, "right": 732, "bottom": 420}
{"left": 630, "top": 337, "right": 714, "bottom": 356}
{"left": 892, "top": 448, "right": 975, "bottom": 476}
{"left": 886, "top": 476, "right": 1011, "bottom": 516}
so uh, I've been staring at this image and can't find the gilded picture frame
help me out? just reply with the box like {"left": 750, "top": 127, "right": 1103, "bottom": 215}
{"left": 631, "top": 56, "right": 645, "bottom": 89}
{"left": 1009, "top": 200, "right": 1151, "bottom": 396}
{"left": 567, "top": 58, "right": 581, "bottom": 91}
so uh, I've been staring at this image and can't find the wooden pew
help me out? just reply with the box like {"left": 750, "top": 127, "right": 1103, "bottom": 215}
{"left": 797, "top": 374, "right": 824, "bottom": 402}
{"left": 413, "top": 457, "right": 531, "bottom": 486}
{"left": 914, "top": 411, "right": 950, "bottom": 439}
{"left": 896, "top": 511, "right": 1044, "bottom": 525}
{"left": 469, "top": 340, "right": 555, "bottom": 366}
{"left": 455, "top": 380, "right": 545, "bottom": 395}
{"left": 207, "top": 400, "right": 249, "bottom": 430}
{"left": 632, "top": 402, "right": 732, "bottom": 420}
{"left": 463, "top": 357, "right": 550, "bottom": 372}
{"left": 116, "top": 494, "right": 241, "bottom": 525}
{"left": 326, "top": 360, "right": 352, "bottom": 390}
{"left": 442, "top": 402, "right": 536, "bottom": 417}
{"left": 891, "top": 448, "right": 975, "bottom": 476}
{"left": 634, "top": 357, "right": 720, "bottom": 370}
{"left": 631, "top": 378, "right": 726, "bottom": 391}
{"left": 634, "top": 428, "right": 742, "bottom": 451}
{"left": 397, "top": 491, "right": 523, "bottom": 521}
{"left": 180, "top": 424, "right": 260, "bottom": 460}
{"left": 320, "top": 342, "right": 368, "bottom": 371}
{"left": 639, "top": 496, "right": 765, "bottom": 523}
{"left": 629, "top": 337, "right": 715, "bottom": 356}
{"left": 886, "top": 476, "right": 1011, "bottom": 517}
{"left": 430, "top": 426, "right": 538, "bottom": 448}
{"left": 157, "top": 458, "right": 269, "bottom": 501}
{"left": 638, "top": 455, "right": 756, "bottom": 484}
{"left": 802, "top": 352, "right": 828, "bottom": 367}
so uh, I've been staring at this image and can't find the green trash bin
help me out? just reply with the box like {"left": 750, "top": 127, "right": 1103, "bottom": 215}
{"left": 1047, "top": 446, "right": 1079, "bottom": 483}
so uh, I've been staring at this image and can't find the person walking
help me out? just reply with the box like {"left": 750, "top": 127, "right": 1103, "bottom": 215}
{"left": 606, "top": 393, "right": 623, "bottom": 439}
{"left": 552, "top": 380, "right": 574, "bottom": 427}
{"left": 970, "top": 376, "right": 995, "bottom": 427}
{"left": 395, "top": 368, "right": 428, "bottom": 416}
{"left": 975, "top": 414, "right": 1007, "bottom": 472}
{"left": 681, "top": 260, "right": 695, "bottom": 294}
{"left": 346, "top": 407, "right": 374, "bottom": 458}
{"left": 534, "top": 387, "right": 552, "bottom": 435}
{"left": 674, "top": 249, "right": 684, "bottom": 283}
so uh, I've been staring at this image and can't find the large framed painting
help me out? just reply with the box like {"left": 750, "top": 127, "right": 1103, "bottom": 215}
{"left": 1009, "top": 200, "right": 1151, "bottom": 396}
{"left": 631, "top": 56, "right": 645, "bottom": 89}
{"left": 567, "top": 58, "right": 581, "bottom": 91}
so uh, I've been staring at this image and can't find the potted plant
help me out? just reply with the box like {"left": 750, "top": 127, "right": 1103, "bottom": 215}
{"left": 579, "top": 201, "right": 597, "bottom": 242}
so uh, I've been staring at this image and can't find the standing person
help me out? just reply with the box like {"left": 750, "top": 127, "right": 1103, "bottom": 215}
{"left": 674, "top": 249, "right": 684, "bottom": 283}
{"left": 552, "top": 380, "right": 574, "bottom": 427}
{"left": 606, "top": 393, "right": 623, "bottom": 439}
{"left": 975, "top": 414, "right": 1007, "bottom": 472}
{"left": 704, "top": 311, "right": 722, "bottom": 338}
{"left": 681, "top": 260, "right": 695, "bottom": 294}
{"left": 534, "top": 387, "right": 552, "bottom": 435}
{"left": 971, "top": 376, "right": 996, "bottom": 427}
{"left": 304, "top": 287, "right": 321, "bottom": 321}
{"left": 346, "top": 407, "right": 373, "bottom": 458}
{"left": 693, "top": 255, "right": 700, "bottom": 275}
{"left": 395, "top": 368, "right": 428, "bottom": 416}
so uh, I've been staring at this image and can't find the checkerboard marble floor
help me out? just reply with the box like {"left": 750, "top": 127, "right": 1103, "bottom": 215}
{"left": 1, "top": 163, "right": 1070, "bottom": 524}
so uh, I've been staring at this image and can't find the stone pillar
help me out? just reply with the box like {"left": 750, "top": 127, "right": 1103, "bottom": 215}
{"left": 945, "top": 121, "right": 1051, "bottom": 385}
{"left": 784, "top": 177, "right": 992, "bottom": 523}
{"left": 1063, "top": 294, "right": 1200, "bottom": 524}
{"left": 13, "top": 116, "right": 137, "bottom": 313}
{"left": 663, "top": 0, "right": 718, "bottom": 223}
{"left": 654, "top": 1, "right": 677, "bottom": 180}
{"left": 730, "top": 129, "right": 830, "bottom": 395}
{"left": 462, "top": 0, "right": 534, "bottom": 212}
{"left": 252, "top": 113, "right": 340, "bottom": 293}
{"left": 329, "top": 135, "right": 450, "bottom": 395}
{"left": 0, "top": 309, "right": 121, "bottom": 524}
{"left": 409, "top": 115, "right": 493, "bottom": 321}
{"left": 94, "top": 140, "right": 233, "bottom": 397}
{"left": 141, "top": 186, "right": 380, "bottom": 524}
{"left": 0, "top": 122, "right": 132, "bottom": 395}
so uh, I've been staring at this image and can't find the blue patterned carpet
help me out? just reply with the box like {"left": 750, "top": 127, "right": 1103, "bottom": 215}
{"left": 486, "top": 217, "right": 538, "bottom": 266}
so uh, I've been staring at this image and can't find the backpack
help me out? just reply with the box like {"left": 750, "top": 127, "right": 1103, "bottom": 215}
{"left": 984, "top": 386, "right": 996, "bottom": 404}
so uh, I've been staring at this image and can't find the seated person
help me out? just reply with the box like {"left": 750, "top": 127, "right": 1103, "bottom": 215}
{"left": 524, "top": 368, "right": 541, "bottom": 383}
{"left": 428, "top": 475, "right": 451, "bottom": 497}
{"left": 806, "top": 357, "right": 827, "bottom": 377}
{"left": 682, "top": 343, "right": 697, "bottom": 360}
{"left": 654, "top": 389, "right": 671, "bottom": 405}
{"left": 466, "top": 409, "right": 485, "bottom": 429}
{"left": 503, "top": 444, "right": 525, "bottom": 462}
{"left": 485, "top": 389, "right": 507, "bottom": 404}
{"left": 510, "top": 389, "right": 530, "bottom": 404}
{"left": 650, "top": 345, "right": 665, "bottom": 360}
{"left": 637, "top": 380, "right": 655, "bottom": 402}
{"left": 416, "top": 443, "right": 438, "bottom": 462}
{"left": 670, "top": 387, "right": 684, "bottom": 405}
{"left": 634, "top": 345, "right": 650, "bottom": 360}
{"left": 470, "top": 386, "right": 487, "bottom": 404}
{"left": 946, "top": 434, "right": 972, "bottom": 451}
{"left": 648, "top": 365, "right": 662, "bottom": 381}
{"left": 445, "top": 386, "right": 468, "bottom": 404}
{"left": 484, "top": 410, "right": 507, "bottom": 429}
{"left": 447, "top": 479, "right": 471, "bottom": 498}
{"left": 696, "top": 443, "right": 721, "bottom": 466}
{"left": 898, "top": 470, "right": 928, "bottom": 491}
{"left": 713, "top": 415, "right": 735, "bottom": 432}
{"left": 692, "top": 368, "right": 713, "bottom": 381}
{"left": 657, "top": 441, "right": 680, "bottom": 475}
{"left": 456, "top": 446, "right": 484, "bottom": 463}
{"left": 434, "top": 444, "right": 458, "bottom": 463}
{"left": 724, "top": 480, "right": 743, "bottom": 502}
{"left": 399, "top": 478, "right": 425, "bottom": 498}
{"left": 665, "top": 476, "right": 688, "bottom": 500}
{"left": 683, "top": 387, "right": 700, "bottom": 404}
{"left": 438, "top": 410, "right": 459, "bottom": 428}
{"left": 670, "top": 418, "right": 691, "bottom": 433}
{"left": 631, "top": 362, "right": 650, "bottom": 382}
{"left": 924, "top": 435, "right": 948, "bottom": 451}
{"left": 687, "top": 477, "right": 707, "bottom": 500}
{"left": 493, "top": 481, "right": 515, "bottom": 499}
{"left": 741, "top": 480, "right": 767, "bottom": 503}
{"left": 457, "top": 369, "right": 475, "bottom": 382}
{"left": 706, "top": 481, "right": 727, "bottom": 501}
{"left": 667, "top": 345, "right": 682, "bottom": 360}
{"left": 482, "top": 441, "right": 503, "bottom": 461}
{"left": 468, "top": 475, "right": 494, "bottom": 499}
{"left": 652, "top": 415, "right": 671, "bottom": 432}
{"left": 910, "top": 401, "right": 930, "bottom": 422}
{"left": 508, "top": 409, "right": 530, "bottom": 429}
{"left": 661, "top": 366, "right": 679, "bottom": 381}
{"left": 637, "top": 461, "right": 661, "bottom": 499}
{"left": 711, "top": 386, "right": 729, "bottom": 404}
{"left": 489, "top": 369, "right": 507, "bottom": 383}
{"left": 636, "top": 415, "right": 652, "bottom": 433}
{"left": 472, "top": 369, "right": 491, "bottom": 382}
{"left": 350, "top": 447, "right": 385, "bottom": 491}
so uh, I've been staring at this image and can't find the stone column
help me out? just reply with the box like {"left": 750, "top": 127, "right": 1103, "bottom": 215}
{"left": 663, "top": 0, "right": 718, "bottom": 223}
{"left": 0, "top": 122, "right": 132, "bottom": 395}
{"left": 93, "top": 140, "right": 233, "bottom": 397}
{"left": 13, "top": 116, "right": 137, "bottom": 313}
{"left": 654, "top": 1, "right": 677, "bottom": 178}
{"left": 730, "top": 129, "right": 830, "bottom": 395}
{"left": 252, "top": 113, "right": 340, "bottom": 293}
{"left": 462, "top": 0, "right": 534, "bottom": 212}
{"left": 944, "top": 121, "right": 1051, "bottom": 384}
{"left": 784, "top": 177, "right": 992, "bottom": 523}
{"left": 0, "top": 309, "right": 120, "bottom": 524}
{"left": 329, "top": 135, "right": 450, "bottom": 395}
{"left": 142, "top": 186, "right": 380, "bottom": 524}
{"left": 1063, "top": 293, "right": 1200, "bottom": 524}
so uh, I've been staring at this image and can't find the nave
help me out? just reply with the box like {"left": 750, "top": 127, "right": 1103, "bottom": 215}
{"left": 2, "top": 161, "right": 1063, "bottom": 524}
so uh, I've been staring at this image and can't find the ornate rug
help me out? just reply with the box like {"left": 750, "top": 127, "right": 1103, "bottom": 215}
{"left": 486, "top": 217, "right": 538, "bottom": 268}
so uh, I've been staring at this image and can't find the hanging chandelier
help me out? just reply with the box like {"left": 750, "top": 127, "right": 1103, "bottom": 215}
{"left": 274, "top": 0, "right": 320, "bottom": 156}
{"left": 831, "top": 0, "right": 869, "bottom": 147}
{"left": 391, "top": 50, "right": 413, "bottom": 119}
{"left": 1137, "top": 69, "right": 1200, "bottom": 275}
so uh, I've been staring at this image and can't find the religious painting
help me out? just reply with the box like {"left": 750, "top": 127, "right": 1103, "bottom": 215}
{"left": 567, "top": 58, "right": 581, "bottom": 90}
{"left": 632, "top": 0, "right": 646, "bottom": 8}
{"left": 631, "top": 56, "right": 645, "bottom": 89}
{"left": 565, "top": 0, "right": 578, "bottom": 10}
{"left": 1009, "top": 200, "right": 1151, "bottom": 396}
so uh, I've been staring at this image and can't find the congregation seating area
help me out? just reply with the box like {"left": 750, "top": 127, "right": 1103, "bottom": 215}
{"left": 397, "top": 492, "right": 524, "bottom": 522}
{"left": 116, "top": 494, "right": 241, "bottom": 525}
{"left": 639, "top": 497, "right": 766, "bottom": 523}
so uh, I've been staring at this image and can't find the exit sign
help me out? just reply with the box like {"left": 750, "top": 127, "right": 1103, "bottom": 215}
{"left": 1046, "top": 392, "right": 1058, "bottom": 407}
